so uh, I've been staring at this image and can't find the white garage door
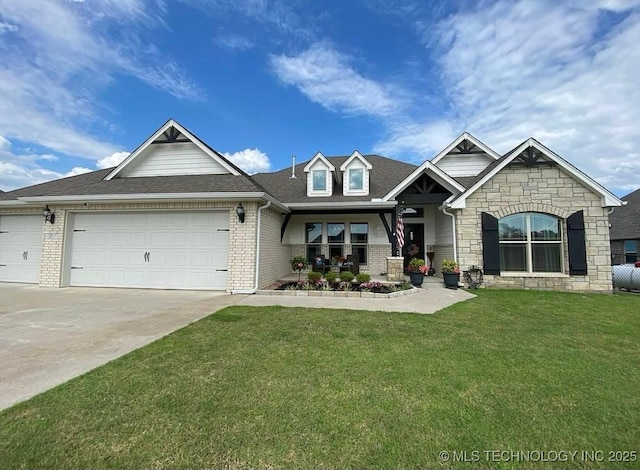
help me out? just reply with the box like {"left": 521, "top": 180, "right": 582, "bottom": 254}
{"left": 68, "top": 211, "right": 230, "bottom": 290}
{"left": 0, "top": 215, "right": 43, "bottom": 283}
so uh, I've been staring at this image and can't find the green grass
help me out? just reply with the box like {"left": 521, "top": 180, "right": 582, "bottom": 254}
{"left": 1, "top": 290, "right": 639, "bottom": 469}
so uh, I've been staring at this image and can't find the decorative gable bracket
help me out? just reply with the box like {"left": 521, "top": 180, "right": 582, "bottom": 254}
{"left": 511, "top": 146, "right": 557, "bottom": 167}
{"left": 152, "top": 126, "right": 190, "bottom": 144}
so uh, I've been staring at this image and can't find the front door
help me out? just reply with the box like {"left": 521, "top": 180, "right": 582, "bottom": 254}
{"left": 403, "top": 223, "right": 424, "bottom": 270}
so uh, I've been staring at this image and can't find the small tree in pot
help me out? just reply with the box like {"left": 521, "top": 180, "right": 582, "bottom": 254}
{"left": 291, "top": 255, "right": 307, "bottom": 282}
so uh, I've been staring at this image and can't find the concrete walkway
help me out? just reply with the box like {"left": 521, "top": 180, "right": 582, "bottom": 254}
{"left": 236, "top": 277, "right": 476, "bottom": 314}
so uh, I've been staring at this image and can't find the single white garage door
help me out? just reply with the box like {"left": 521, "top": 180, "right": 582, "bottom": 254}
{"left": 0, "top": 215, "right": 43, "bottom": 283}
{"left": 68, "top": 211, "right": 230, "bottom": 290}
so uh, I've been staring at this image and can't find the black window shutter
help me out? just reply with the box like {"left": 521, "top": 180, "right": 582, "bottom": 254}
{"left": 567, "top": 210, "right": 587, "bottom": 275}
{"left": 481, "top": 212, "right": 500, "bottom": 275}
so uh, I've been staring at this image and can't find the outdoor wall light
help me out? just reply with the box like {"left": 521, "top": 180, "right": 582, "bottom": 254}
{"left": 236, "top": 203, "right": 245, "bottom": 223}
{"left": 42, "top": 205, "right": 55, "bottom": 224}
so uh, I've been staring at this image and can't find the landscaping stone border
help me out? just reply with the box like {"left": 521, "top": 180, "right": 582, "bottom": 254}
{"left": 255, "top": 286, "right": 419, "bottom": 298}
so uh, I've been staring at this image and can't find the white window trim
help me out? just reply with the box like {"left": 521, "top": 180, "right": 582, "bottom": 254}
{"left": 499, "top": 213, "right": 564, "bottom": 274}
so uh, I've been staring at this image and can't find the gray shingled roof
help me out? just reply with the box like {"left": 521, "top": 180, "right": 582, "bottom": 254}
{"left": 609, "top": 188, "right": 640, "bottom": 240}
{"left": 252, "top": 154, "right": 417, "bottom": 203}
{"left": 0, "top": 167, "right": 264, "bottom": 201}
{"left": 453, "top": 176, "right": 477, "bottom": 189}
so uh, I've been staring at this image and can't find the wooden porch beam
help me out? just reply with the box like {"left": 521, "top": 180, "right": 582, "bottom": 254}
{"left": 280, "top": 213, "right": 292, "bottom": 242}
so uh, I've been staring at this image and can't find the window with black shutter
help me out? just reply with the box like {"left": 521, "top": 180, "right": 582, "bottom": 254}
{"left": 567, "top": 210, "right": 587, "bottom": 275}
{"left": 481, "top": 212, "right": 500, "bottom": 275}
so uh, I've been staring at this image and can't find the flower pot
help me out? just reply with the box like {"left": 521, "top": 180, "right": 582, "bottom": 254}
{"left": 409, "top": 272, "right": 425, "bottom": 287}
{"left": 442, "top": 272, "right": 460, "bottom": 289}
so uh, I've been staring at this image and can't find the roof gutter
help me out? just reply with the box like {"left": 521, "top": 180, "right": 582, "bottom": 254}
{"left": 286, "top": 201, "right": 397, "bottom": 210}
{"left": 439, "top": 203, "right": 458, "bottom": 263}
{"left": 16, "top": 192, "right": 290, "bottom": 213}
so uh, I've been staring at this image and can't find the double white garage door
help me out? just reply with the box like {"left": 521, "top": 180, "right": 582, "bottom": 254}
{"left": 0, "top": 211, "right": 230, "bottom": 290}
{"left": 68, "top": 212, "right": 230, "bottom": 290}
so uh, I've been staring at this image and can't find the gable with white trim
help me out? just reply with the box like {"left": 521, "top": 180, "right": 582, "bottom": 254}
{"left": 105, "top": 119, "right": 240, "bottom": 180}
{"left": 449, "top": 139, "right": 623, "bottom": 209}
{"left": 431, "top": 133, "right": 500, "bottom": 177}
{"left": 119, "top": 140, "right": 230, "bottom": 177}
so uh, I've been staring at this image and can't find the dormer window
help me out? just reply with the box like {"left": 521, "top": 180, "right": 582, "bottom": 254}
{"left": 303, "top": 152, "right": 335, "bottom": 197}
{"left": 349, "top": 168, "right": 364, "bottom": 191}
{"left": 340, "top": 151, "right": 372, "bottom": 196}
{"left": 313, "top": 170, "right": 327, "bottom": 191}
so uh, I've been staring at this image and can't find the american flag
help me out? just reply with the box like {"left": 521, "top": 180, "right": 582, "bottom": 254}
{"left": 396, "top": 217, "right": 405, "bottom": 250}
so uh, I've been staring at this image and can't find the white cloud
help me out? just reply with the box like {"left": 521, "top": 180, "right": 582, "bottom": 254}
{"left": 223, "top": 148, "right": 271, "bottom": 174}
{"left": 427, "top": 1, "right": 640, "bottom": 194}
{"left": 0, "top": 136, "right": 130, "bottom": 191}
{"left": 97, "top": 151, "right": 131, "bottom": 169}
{"left": 374, "top": 120, "right": 457, "bottom": 162}
{"left": 63, "top": 167, "right": 93, "bottom": 177}
{"left": 270, "top": 43, "right": 405, "bottom": 117}
{"left": 0, "top": 0, "right": 200, "bottom": 167}
{"left": 0, "top": 21, "right": 18, "bottom": 33}
{"left": 37, "top": 154, "right": 59, "bottom": 162}
{"left": 181, "top": 0, "right": 315, "bottom": 39}
{"left": 365, "top": 0, "right": 640, "bottom": 195}
{"left": 0, "top": 135, "right": 67, "bottom": 190}
{"left": 215, "top": 35, "right": 254, "bottom": 51}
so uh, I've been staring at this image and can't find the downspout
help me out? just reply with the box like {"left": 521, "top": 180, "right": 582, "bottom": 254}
{"left": 441, "top": 204, "right": 458, "bottom": 263}
{"left": 231, "top": 200, "right": 271, "bottom": 294}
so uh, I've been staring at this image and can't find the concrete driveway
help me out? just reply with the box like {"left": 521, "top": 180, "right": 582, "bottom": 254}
{"left": 0, "top": 283, "right": 241, "bottom": 411}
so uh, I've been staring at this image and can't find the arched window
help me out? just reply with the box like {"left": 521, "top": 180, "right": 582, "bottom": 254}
{"left": 498, "top": 213, "right": 562, "bottom": 272}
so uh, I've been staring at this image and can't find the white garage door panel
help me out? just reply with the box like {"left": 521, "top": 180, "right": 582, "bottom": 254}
{"left": 0, "top": 215, "right": 43, "bottom": 283}
{"left": 69, "top": 211, "right": 229, "bottom": 290}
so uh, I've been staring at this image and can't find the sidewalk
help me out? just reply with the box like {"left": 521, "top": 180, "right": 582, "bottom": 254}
{"left": 236, "top": 277, "right": 476, "bottom": 314}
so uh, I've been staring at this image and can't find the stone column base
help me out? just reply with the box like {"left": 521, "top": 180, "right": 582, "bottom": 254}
{"left": 386, "top": 256, "right": 404, "bottom": 282}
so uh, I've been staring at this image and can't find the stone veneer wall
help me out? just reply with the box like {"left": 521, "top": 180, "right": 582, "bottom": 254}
{"left": 455, "top": 164, "right": 613, "bottom": 292}
{"left": 16, "top": 201, "right": 258, "bottom": 291}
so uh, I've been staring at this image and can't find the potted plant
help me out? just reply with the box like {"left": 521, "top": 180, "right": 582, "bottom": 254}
{"left": 441, "top": 259, "right": 460, "bottom": 289}
{"left": 407, "top": 258, "right": 428, "bottom": 287}
{"left": 332, "top": 255, "right": 346, "bottom": 266}
{"left": 291, "top": 255, "right": 307, "bottom": 282}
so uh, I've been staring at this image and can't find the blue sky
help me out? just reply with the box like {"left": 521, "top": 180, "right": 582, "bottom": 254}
{"left": 1, "top": 0, "right": 639, "bottom": 196}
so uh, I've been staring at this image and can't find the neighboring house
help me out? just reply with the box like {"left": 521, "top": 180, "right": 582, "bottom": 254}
{"left": 0, "top": 119, "right": 623, "bottom": 292}
{"left": 609, "top": 188, "right": 640, "bottom": 264}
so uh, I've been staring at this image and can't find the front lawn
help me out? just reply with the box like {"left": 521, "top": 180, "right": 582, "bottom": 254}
{"left": 1, "top": 290, "right": 639, "bottom": 469}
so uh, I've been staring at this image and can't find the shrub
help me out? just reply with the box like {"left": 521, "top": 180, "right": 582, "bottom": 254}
{"left": 339, "top": 271, "right": 355, "bottom": 283}
{"left": 307, "top": 271, "right": 322, "bottom": 283}
{"left": 400, "top": 280, "right": 413, "bottom": 290}
{"left": 355, "top": 273, "right": 371, "bottom": 283}
{"left": 324, "top": 271, "right": 338, "bottom": 284}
